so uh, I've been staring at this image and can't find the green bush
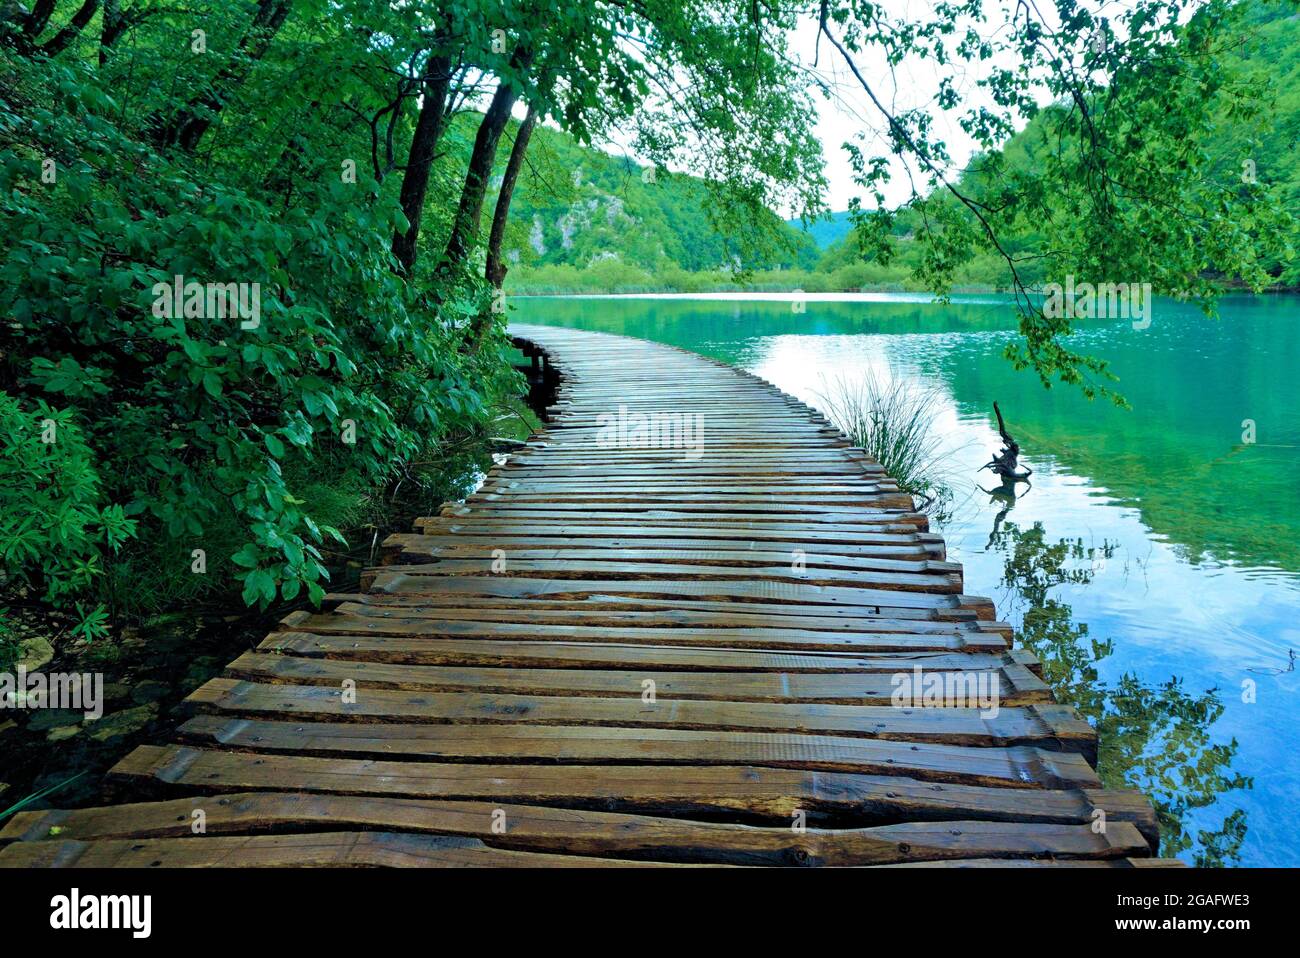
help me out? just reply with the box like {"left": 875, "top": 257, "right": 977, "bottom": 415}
{"left": 0, "top": 393, "right": 134, "bottom": 642}
{"left": 0, "top": 52, "right": 515, "bottom": 624}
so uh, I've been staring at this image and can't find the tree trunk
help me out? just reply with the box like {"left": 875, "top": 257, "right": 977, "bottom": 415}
{"left": 100, "top": 0, "right": 126, "bottom": 65}
{"left": 2, "top": 0, "right": 54, "bottom": 50}
{"left": 152, "top": 0, "right": 293, "bottom": 151}
{"left": 390, "top": 51, "right": 453, "bottom": 276}
{"left": 41, "top": 0, "right": 99, "bottom": 56}
{"left": 22, "top": 0, "right": 56, "bottom": 37}
{"left": 484, "top": 104, "right": 537, "bottom": 289}
{"left": 438, "top": 78, "right": 520, "bottom": 273}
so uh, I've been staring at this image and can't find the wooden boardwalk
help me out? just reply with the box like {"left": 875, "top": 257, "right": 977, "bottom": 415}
{"left": 0, "top": 323, "right": 1173, "bottom": 867}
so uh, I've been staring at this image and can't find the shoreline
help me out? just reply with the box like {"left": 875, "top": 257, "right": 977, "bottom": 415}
{"left": 505, "top": 284, "right": 1300, "bottom": 299}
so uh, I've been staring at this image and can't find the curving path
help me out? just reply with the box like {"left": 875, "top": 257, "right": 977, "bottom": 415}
{"left": 0, "top": 323, "right": 1172, "bottom": 867}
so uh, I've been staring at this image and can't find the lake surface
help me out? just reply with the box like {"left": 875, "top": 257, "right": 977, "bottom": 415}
{"left": 515, "top": 291, "right": 1300, "bottom": 867}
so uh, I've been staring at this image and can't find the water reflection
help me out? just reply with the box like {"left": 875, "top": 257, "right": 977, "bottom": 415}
{"left": 990, "top": 521, "right": 1251, "bottom": 866}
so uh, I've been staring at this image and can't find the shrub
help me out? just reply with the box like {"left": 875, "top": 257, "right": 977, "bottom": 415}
{"left": 0, "top": 52, "right": 515, "bottom": 624}
{"left": 0, "top": 393, "right": 136, "bottom": 641}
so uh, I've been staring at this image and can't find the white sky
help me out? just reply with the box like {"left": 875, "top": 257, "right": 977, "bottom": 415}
{"left": 519, "top": 1, "right": 1133, "bottom": 217}
{"left": 783, "top": 1, "right": 1038, "bottom": 216}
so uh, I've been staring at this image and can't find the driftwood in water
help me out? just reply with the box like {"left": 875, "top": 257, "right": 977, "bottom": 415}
{"left": 981, "top": 402, "right": 1033, "bottom": 482}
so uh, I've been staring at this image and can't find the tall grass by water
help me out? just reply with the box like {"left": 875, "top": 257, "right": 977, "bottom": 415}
{"left": 814, "top": 372, "right": 955, "bottom": 516}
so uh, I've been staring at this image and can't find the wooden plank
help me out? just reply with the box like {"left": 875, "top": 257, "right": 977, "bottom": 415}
{"left": 106, "top": 745, "right": 1152, "bottom": 841}
{"left": 260, "top": 632, "right": 1037, "bottom": 675}
{"left": 439, "top": 506, "right": 929, "bottom": 530}
{"left": 0, "top": 794, "right": 1149, "bottom": 866}
{"left": 316, "top": 602, "right": 997, "bottom": 634}
{"left": 448, "top": 504, "right": 919, "bottom": 521}
{"left": 277, "top": 614, "right": 1005, "bottom": 654}
{"left": 417, "top": 518, "right": 933, "bottom": 545}
{"left": 366, "top": 573, "right": 976, "bottom": 614}
{"left": 384, "top": 537, "right": 938, "bottom": 567}
{"left": 171, "top": 717, "right": 1101, "bottom": 788}
{"left": 227, "top": 650, "right": 1054, "bottom": 704}
{"left": 364, "top": 559, "right": 962, "bottom": 594}
{"left": 0, "top": 833, "right": 670, "bottom": 868}
{"left": 185, "top": 678, "right": 1095, "bottom": 756}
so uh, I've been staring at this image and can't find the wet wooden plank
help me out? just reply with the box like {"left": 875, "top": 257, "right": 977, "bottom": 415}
{"left": 0, "top": 794, "right": 1148, "bottom": 866}
{"left": 184, "top": 678, "right": 1095, "bottom": 756}
{"left": 366, "top": 573, "right": 981, "bottom": 615}
{"left": 227, "top": 650, "right": 1053, "bottom": 704}
{"left": 259, "top": 632, "right": 1034, "bottom": 674}
{"left": 0, "top": 833, "right": 669, "bottom": 868}
{"left": 105, "top": 745, "right": 1152, "bottom": 842}
{"left": 315, "top": 602, "right": 996, "bottom": 634}
{"left": 384, "top": 537, "right": 940, "bottom": 568}
{"left": 364, "top": 559, "right": 963, "bottom": 594}
{"left": 274, "top": 614, "right": 1004, "bottom": 654}
{"left": 169, "top": 718, "right": 1101, "bottom": 789}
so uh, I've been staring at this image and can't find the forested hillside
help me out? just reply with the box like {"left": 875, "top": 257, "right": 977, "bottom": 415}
{"left": 509, "top": 0, "right": 1300, "bottom": 294}
{"left": 502, "top": 124, "right": 819, "bottom": 272}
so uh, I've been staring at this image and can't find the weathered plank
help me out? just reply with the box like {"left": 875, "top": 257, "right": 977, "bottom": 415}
{"left": 184, "top": 677, "right": 1095, "bottom": 756}
{"left": 0, "top": 794, "right": 1148, "bottom": 866}
{"left": 0, "top": 833, "right": 672, "bottom": 868}
{"left": 106, "top": 745, "right": 1154, "bottom": 841}
{"left": 226, "top": 650, "right": 1053, "bottom": 704}
{"left": 170, "top": 719, "right": 1101, "bottom": 788}
{"left": 260, "top": 631, "right": 1034, "bottom": 674}
{"left": 274, "top": 614, "right": 1005, "bottom": 654}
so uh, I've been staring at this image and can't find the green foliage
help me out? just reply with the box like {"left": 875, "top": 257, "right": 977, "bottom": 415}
{"left": 0, "top": 42, "right": 516, "bottom": 626}
{"left": 0, "top": 612, "right": 20, "bottom": 675}
{"left": 0, "top": 392, "right": 135, "bottom": 640}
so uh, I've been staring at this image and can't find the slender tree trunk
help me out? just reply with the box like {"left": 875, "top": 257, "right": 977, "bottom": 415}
{"left": 152, "top": 0, "right": 293, "bottom": 151}
{"left": 484, "top": 104, "right": 537, "bottom": 289}
{"left": 41, "top": 0, "right": 99, "bottom": 56}
{"left": 438, "top": 77, "right": 521, "bottom": 273}
{"left": 100, "top": 0, "right": 125, "bottom": 65}
{"left": 21, "top": 0, "right": 56, "bottom": 37}
{"left": 390, "top": 50, "right": 453, "bottom": 275}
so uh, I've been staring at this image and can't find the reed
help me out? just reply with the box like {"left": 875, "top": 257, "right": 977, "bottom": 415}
{"left": 814, "top": 371, "right": 954, "bottom": 516}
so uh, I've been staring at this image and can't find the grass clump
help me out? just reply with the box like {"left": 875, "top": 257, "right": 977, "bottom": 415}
{"left": 814, "top": 371, "right": 955, "bottom": 518}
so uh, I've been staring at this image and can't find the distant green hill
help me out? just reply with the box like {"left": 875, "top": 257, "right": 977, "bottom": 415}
{"left": 496, "top": 124, "right": 819, "bottom": 281}
{"left": 787, "top": 210, "right": 855, "bottom": 249}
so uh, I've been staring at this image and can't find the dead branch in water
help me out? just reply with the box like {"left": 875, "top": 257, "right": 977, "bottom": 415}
{"left": 981, "top": 401, "right": 1033, "bottom": 482}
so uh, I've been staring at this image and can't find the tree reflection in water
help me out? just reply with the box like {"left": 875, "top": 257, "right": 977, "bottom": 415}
{"left": 989, "top": 521, "right": 1251, "bottom": 866}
